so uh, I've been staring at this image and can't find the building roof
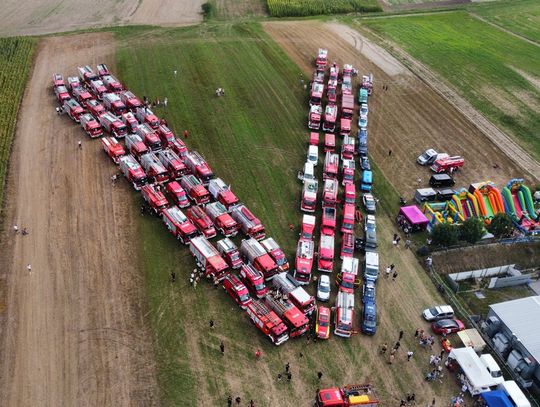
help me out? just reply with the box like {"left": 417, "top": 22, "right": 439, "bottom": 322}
{"left": 490, "top": 296, "right": 540, "bottom": 362}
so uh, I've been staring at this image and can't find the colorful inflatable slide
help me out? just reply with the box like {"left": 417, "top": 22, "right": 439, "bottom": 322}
{"left": 423, "top": 202, "right": 464, "bottom": 227}
{"left": 472, "top": 182, "right": 505, "bottom": 222}
{"left": 501, "top": 179, "right": 539, "bottom": 233}
{"left": 450, "top": 189, "right": 480, "bottom": 220}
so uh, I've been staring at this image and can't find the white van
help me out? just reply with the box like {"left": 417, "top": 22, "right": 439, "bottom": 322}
{"left": 498, "top": 381, "right": 531, "bottom": 407}
{"left": 363, "top": 251, "right": 379, "bottom": 282}
{"left": 298, "top": 162, "right": 315, "bottom": 183}
{"left": 480, "top": 354, "right": 504, "bottom": 385}
{"left": 307, "top": 145, "right": 319, "bottom": 166}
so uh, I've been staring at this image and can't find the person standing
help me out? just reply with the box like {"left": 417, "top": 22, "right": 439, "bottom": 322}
{"left": 388, "top": 149, "right": 392, "bottom": 156}
{"left": 285, "top": 362, "right": 290, "bottom": 373}
{"left": 317, "top": 371, "right": 323, "bottom": 380}
{"left": 227, "top": 395, "right": 232, "bottom": 407}
{"left": 399, "top": 330, "right": 404, "bottom": 340}
{"left": 220, "top": 341, "right": 225, "bottom": 354}
{"left": 27, "top": 264, "right": 32, "bottom": 273}
{"left": 183, "top": 129, "right": 189, "bottom": 139}
{"left": 287, "top": 372, "right": 292, "bottom": 382}
{"left": 235, "top": 396, "right": 241, "bottom": 405}
{"left": 380, "top": 343, "right": 388, "bottom": 354}
{"left": 392, "top": 271, "right": 398, "bottom": 281}
{"left": 407, "top": 351, "right": 414, "bottom": 361}
{"left": 170, "top": 271, "right": 176, "bottom": 283}
{"left": 163, "top": 97, "right": 168, "bottom": 107}
{"left": 13, "top": 224, "right": 19, "bottom": 234}
{"left": 209, "top": 319, "right": 214, "bottom": 329}
{"left": 78, "top": 140, "right": 82, "bottom": 149}
{"left": 385, "top": 266, "right": 391, "bottom": 279}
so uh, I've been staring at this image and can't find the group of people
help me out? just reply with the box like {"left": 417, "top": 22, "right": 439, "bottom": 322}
{"left": 142, "top": 95, "right": 168, "bottom": 108}
{"left": 13, "top": 224, "right": 29, "bottom": 236}
{"left": 189, "top": 269, "right": 202, "bottom": 288}
{"left": 215, "top": 88, "right": 225, "bottom": 97}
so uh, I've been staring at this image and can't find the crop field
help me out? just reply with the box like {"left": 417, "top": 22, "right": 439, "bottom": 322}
{"left": 0, "top": 37, "right": 35, "bottom": 209}
{"left": 115, "top": 23, "right": 459, "bottom": 406}
{"left": 469, "top": 0, "right": 540, "bottom": 43}
{"left": 362, "top": 11, "right": 540, "bottom": 162}
{"left": 266, "top": 0, "right": 381, "bottom": 17}
{"left": 212, "top": 0, "right": 268, "bottom": 19}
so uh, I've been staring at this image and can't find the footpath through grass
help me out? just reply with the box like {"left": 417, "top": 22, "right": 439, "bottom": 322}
{"left": 468, "top": 0, "right": 540, "bottom": 43}
{"left": 0, "top": 37, "right": 35, "bottom": 211}
{"left": 361, "top": 11, "right": 540, "bottom": 162}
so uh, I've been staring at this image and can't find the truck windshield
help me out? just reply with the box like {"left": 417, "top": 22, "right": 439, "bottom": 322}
{"left": 276, "top": 258, "right": 286, "bottom": 266}
{"left": 239, "top": 294, "right": 250, "bottom": 302}
{"left": 254, "top": 283, "right": 265, "bottom": 291}
{"left": 230, "top": 253, "right": 240, "bottom": 261}
{"left": 364, "top": 318, "right": 376, "bottom": 328}
{"left": 341, "top": 281, "right": 354, "bottom": 289}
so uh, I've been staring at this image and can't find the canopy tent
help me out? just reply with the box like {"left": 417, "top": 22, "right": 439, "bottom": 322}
{"left": 449, "top": 347, "right": 499, "bottom": 393}
{"left": 481, "top": 390, "right": 514, "bottom": 407}
{"left": 396, "top": 205, "right": 429, "bottom": 232}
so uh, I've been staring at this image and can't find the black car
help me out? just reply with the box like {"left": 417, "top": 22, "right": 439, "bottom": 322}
{"left": 360, "top": 156, "right": 371, "bottom": 171}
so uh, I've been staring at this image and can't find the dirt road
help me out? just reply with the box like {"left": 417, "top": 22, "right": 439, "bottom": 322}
{"left": 0, "top": 0, "right": 204, "bottom": 37}
{"left": 264, "top": 21, "right": 529, "bottom": 199}
{"left": 0, "top": 33, "right": 157, "bottom": 406}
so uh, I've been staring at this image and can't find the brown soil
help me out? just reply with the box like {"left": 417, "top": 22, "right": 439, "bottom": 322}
{"left": 0, "top": 33, "right": 158, "bottom": 406}
{"left": 0, "top": 0, "right": 204, "bottom": 37}
{"left": 263, "top": 21, "right": 534, "bottom": 202}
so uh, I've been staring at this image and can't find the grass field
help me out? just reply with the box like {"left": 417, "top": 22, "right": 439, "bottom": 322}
{"left": 469, "top": 0, "right": 540, "bottom": 43}
{"left": 0, "top": 37, "right": 35, "bottom": 210}
{"left": 361, "top": 11, "right": 540, "bottom": 162}
{"left": 116, "top": 23, "right": 458, "bottom": 406}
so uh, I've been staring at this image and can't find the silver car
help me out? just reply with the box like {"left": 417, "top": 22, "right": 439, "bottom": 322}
{"left": 317, "top": 274, "right": 331, "bottom": 302}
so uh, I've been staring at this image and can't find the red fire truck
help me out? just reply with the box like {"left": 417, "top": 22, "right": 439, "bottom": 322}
{"left": 239, "top": 263, "right": 268, "bottom": 298}
{"left": 216, "top": 238, "right": 242, "bottom": 269}
{"left": 180, "top": 175, "right": 211, "bottom": 205}
{"left": 208, "top": 178, "right": 240, "bottom": 209}
{"left": 162, "top": 206, "right": 199, "bottom": 244}
{"left": 245, "top": 300, "right": 289, "bottom": 346}
{"left": 240, "top": 238, "right": 278, "bottom": 280}
{"left": 189, "top": 236, "right": 229, "bottom": 281}
{"left": 222, "top": 274, "right": 252, "bottom": 309}
{"left": 260, "top": 237, "right": 289, "bottom": 271}
{"left": 294, "top": 238, "right": 314, "bottom": 285}
{"left": 204, "top": 202, "right": 239, "bottom": 237}
{"left": 230, "top": 205, "right": 265, "bottom": 241}
{"left": 264, "top": 296, "right": 309, "bottom": 338}
{"left": 316, "top": 384, "right": 380, "bottom": 407}
{"left": 187, "top": 206, "right": 217, "bottom": 239}
{"left": 141, "top": 184, "right": 168, "bottom": 214}
{"left": 101, "top": 136, "right": 125, "bottom": 164}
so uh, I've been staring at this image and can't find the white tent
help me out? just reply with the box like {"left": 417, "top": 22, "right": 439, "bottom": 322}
{"left": 449, "top": 347, "right": 499, "bottom": 395}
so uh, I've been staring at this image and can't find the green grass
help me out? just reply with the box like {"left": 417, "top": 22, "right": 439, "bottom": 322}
{"left": 361, "top": 11, "right": 540, "bottom": 161}
{"left": 382, "top": 0, "right": 445, "bottom": 6}
{"left": 116, "top": 23, "right": 457, "bottom": 406}
{"left": 468, "top": 0, "right": 540, "bottom": 43}
{"left": 0, "top": 37, "right": 35, "bottom": 211}
{"left": 266, "top": 0, "right": 381, "bottom": 17}
{"left": 457, "top": 284, "right": 534, "bottom": 317}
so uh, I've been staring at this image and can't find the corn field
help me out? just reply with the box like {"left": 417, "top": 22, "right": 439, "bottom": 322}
{"left": 0, "top": 37, "right": 35, "bottom": 207}
{"left": 266, "top": 0, "right": 381, "bottom": 17}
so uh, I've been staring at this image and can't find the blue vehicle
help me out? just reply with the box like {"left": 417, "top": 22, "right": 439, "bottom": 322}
{"left": 357, "top": 128, "right": 368, "bottom": 156}
{"left": 358, "top": 116, "right": 368, "bottom": 128}
{"left": 360, "top": 170, "right": 373, "bottom": 192}
{"left": 362, "top": 301, "right": 377, "bottom": 335}
{"left": 362, "top": 280, "right": 376, "bottom": 304}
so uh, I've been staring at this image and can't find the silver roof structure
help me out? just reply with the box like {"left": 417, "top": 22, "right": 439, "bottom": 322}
{"left": 489, "top": 296, "right": 540, "bottom": 362}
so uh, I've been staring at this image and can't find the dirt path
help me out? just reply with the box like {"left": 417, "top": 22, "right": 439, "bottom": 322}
{"left": 0, "top": 33, "right": 158, "bottom": 406}
{"left": 264, "top": 21, "right": 532, "bottom": 200}
{"left": 0, "top": 0, "right": 204, "bottom": 37}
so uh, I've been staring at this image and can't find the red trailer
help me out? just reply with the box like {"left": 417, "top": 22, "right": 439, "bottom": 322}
{"left": 245, "top": 300, "right": 289, "bottom": 346}
{"left": 216, "top": 238, "right": 242, "bottom": 269}
{"left": 162, "top": 206, "right": 198, "bottom": 244}
{"left": 208, "top": 178, "right": 239, "bottom": 209}
{"left": 165, "top": 181, "right": 190, "bottom": 208}
{"left": 231, "top": 205, "right": 265, "bottom": 241}
{"left": 240, "top": 238, "right": 278, "bottom": 280}
{"left": 186, "top": 205, "right": 217, "bottom": 239}
{"left": 140, "top": 152, "right": 169, "bottom": 184}
{"left": 99, "top": 112, "right": 127, "bottom": 138}
{"left": 205, "top": 202, "right": 239, "bottom": 237}
{"left": 264, "top": 296, "right": 309, "bottom": 338}
{"left": 119, "top": 154, "right": 147, "bottom": 190}
{"left": 184, "top": 151, "right": 214, "bottom": 185}
{"left": 141, "top": 184, "right": 168, "bottom": 214}
{"left": 294, "top": 238, "right": 314, "bottom": 285}
{"left": 180, "top": 174, "right": 211, "bottom": 205}
{"left": 79, "top": 113, "right": 103, "bottom": 138}
{"left": 101, "top": 136, "right": 125, "bottom": 164}
{"left": 189, "top": 236, "right": 229, "bottom": 281}
{"left": 157, "top": 148, "right": 187, "bottom": 179}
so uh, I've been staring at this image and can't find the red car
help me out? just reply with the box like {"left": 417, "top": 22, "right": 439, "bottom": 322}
{"left": 315, "top": 306, "right": 331, "bottom": 340}
{"left": 431, "top": 319, "right": 465, "bottom": 335}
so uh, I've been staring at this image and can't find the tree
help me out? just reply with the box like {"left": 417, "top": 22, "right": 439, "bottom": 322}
{"left": 459, "top": 217, "right": 485, "bottom": 244}
{"left": 430, "top": 223, "right": 459, "bottom": 247}
{"left": 487, "top": 213, "right": 514, "bottom": 238}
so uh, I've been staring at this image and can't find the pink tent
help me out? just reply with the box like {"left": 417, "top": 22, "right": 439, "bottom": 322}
{"left": 397, "top": 205, "right": 429, "bottom": 232}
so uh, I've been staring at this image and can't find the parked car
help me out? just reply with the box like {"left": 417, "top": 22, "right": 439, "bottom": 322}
{"left": 422, "top": 305, "right": 454, "bottom": 321}
{"left": 317, "top": 274, "right": 331, "bottom": 302}
{"left": 315, "top": 306, "right": 331, "bottom": 340}
{"left": 417, "top": 149, "right": 448, "bottom": 166}
{"left": 362, "top": 280, "right": 376, "bottom": 304}
{"left": 362, "top": 193, "right": 376, "bottom": 214}
{"left": 431, "top": 318, "right": 465, "bottom": 335}
{"left": 363, "top": 215, "right": 377, "bottom": 252}
{"left": 307, "top": 145, "right": 319, "bottom": 166}
{"left": 360, "top": 156, "right": 371, "bottom": 171}
{"left": 361, "top": 301, "right": 377, "bottom": 335}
